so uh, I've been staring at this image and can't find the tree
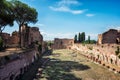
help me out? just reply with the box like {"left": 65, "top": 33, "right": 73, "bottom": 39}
{"left": 88, "top": 35, "right": 90, "bottom": 43}
{"left": 12, "top": 0, "right": 38, "bottom": 47}
{"left": 74, "top": 34, "right": 77, "bottom": 43}
{"left": 81, "top": 32, "right": 85, "bottom": 42}
{"left": 78, "top": 32, "right": 81, "bottom": 43}
{"left": 0, "top": 0, "right": 14, "bottom": 35}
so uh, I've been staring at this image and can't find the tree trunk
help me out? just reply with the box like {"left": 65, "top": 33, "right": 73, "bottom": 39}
{"left": 19, "top": 24, "right": 22, "bottom": 48}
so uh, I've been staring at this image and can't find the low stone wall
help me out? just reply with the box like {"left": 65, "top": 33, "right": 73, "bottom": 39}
{"left": 72, "top": 44, "right": 120, "bottom": 73}
{"left": 0, "top": 49, "right": 39, "bottom": 80}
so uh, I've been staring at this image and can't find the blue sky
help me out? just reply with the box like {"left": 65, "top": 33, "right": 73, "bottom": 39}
{"left": 4, "top": 0, "right": 120, "bottom": 40}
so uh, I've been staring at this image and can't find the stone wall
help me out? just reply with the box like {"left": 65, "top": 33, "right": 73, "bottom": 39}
{"left": 1, "top": 24, "right": 43, "bottom": 48}
{"left": 72, "top": 44, "right": 120, "bottom": 73}
{"left": 0, "top": 49, "right": 39, "bottom": 80}
{"left": 20, "top": 24, "right": 43, "bottom": 48}
{"left": 98, "top": 29, "right": 120, "bottom": 44}
{"left": 53, "top": 38, "right": 74, "bottom": 49}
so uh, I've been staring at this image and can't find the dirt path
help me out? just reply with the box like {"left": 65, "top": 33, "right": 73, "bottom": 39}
{"left": 36, "top": 49, "right": 120, "bottom": 80}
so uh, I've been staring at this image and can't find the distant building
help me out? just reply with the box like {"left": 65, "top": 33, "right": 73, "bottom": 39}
{"left": 98, "top": 29, "right": 120, "bottom": 44}
{"left": 53, "top": 38, "right": 74, "bottom": 49}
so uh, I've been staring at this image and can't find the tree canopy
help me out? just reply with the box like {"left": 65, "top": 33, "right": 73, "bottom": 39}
{"left": 74, "top": 34, "right": 77, "bottom": 43}
{"left": 0, "top": 0, "right": 14, "bottom": 34}
{"left": 11, "top": 0, "right": 38, "bottom": 25}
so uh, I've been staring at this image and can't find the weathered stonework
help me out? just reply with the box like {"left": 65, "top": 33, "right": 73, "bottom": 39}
{"left": 53, "top": 38, "right": 74, "bottom": 49}
{"left": 98, "top": 29, "right": 120, "bottom": 44}
{"left": 72, "top": 44, "right": 120, "bottom": 73}
{"left": 1, "top": 24, "right": 43, "bottom": 48}
{"left": 20, "top": 24, "right": 43, "bottom": 48}
{"left": 0, "top": 49, "right": 39, "bottom": 80}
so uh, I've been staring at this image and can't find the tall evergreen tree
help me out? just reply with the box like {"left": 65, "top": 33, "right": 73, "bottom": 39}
{"left": 83, "top": 32, "right": 85, "bottom": 41}
{"left": 74, "top": 34, "right": 77, "bottom": 43}
{"left": 81, "top": 32, "right": 85, "bottom": 42}
{"left": 88, "top": 35, "right": 90, "bottom": 43}
{"left": 78, "top": 32, "right": 81, "bottom": 43}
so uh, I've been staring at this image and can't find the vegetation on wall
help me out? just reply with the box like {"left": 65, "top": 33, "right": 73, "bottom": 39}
{"left": 115, "top": 46, "right": 120, "bottom": 59}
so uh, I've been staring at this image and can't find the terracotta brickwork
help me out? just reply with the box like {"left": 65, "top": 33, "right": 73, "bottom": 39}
{"left": 0, "top": 50, "right": 39, "bottom": 80}
{"left": 53, "top": 38, "right": 74, "bottom": 49}
{"left": 20, "top": 24, "right": 43, "bottom": 48}
{"left": 98, "top": 29, "right": 120, "bottom": 44}
{"left": 72, "top": 44, "right": 120, "bottom": 73}
{"left": 1, "top": 24, "right": 43, "bottom": 48}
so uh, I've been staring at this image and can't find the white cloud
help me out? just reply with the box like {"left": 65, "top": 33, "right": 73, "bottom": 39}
{"left": 86, "top": 33, "right": 98, "bottom": 40}
{"left": 107, "top": 25, "right": 120, "bottom": 30}
{"left": 40, "top": 30, "right": 98, "bottom": 40}
{"left": 49, "top": 0, "right": 86, "bottom": 15}
{"left": 58, "top": 0, "right": 81, "bottom": 6}
{"left": 34, "top": 23, "right": 45, "bottom": 27}
{"left": 86, "top": 14, "right": 95, "bottom": 17}
{"left": 49, "top": 6, "right": 86, "bottom": 14}
{"left": 40, "top": 30, "right": 74, "bottom": 40}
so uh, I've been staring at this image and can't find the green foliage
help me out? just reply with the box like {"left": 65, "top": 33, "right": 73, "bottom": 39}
{"left": 88, "top": 35, "right": 90, "bottom": 43}
{"left": 78, "top": 33, "right": 81, "bottom": 43}
{"left": 74, "top": 34, "right": 77, "bottom": 43}
{"left": 75, "top": 32, "right": 85, "bottom": 43}
{"left": 0, "top": 0, "right": 14, "bottom": 33}
{"left": 115, "top": 46, "right": 120, "bottom": 56}
{"left": 88, "top": 46, "right": 93, "bottom": 50}
{"left": 81, "top": 32, "right": 85, "bottom": 42}
{"left": 12, "top": 0, "right": 38, "bottom": 25}
{"left": 82, "top": 40, "right": 96, "bottom": 44}
{"left": 10, "top": 0, "right": 38, "bottom": 47}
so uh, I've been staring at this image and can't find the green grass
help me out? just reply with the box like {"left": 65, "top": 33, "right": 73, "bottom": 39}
{"left": 37, "top": 49, "right": 120, "bottom": 80}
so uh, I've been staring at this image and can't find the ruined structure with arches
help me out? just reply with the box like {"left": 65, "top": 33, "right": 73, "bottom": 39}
{"left": 98, "top": 29, "right": 120, "bottom": 44}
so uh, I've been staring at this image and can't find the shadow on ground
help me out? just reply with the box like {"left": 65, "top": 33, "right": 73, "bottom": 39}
{"left": 40, "top": 58, "right": 90, "bottom": 80}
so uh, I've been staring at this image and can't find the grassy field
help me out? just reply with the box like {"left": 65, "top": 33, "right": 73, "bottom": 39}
{"left": 37, "top": 49, "right": 120, "bottom": 80}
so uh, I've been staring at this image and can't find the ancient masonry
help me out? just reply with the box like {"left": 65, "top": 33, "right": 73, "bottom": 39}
{"left": 1, "top": 24, "right": 43, "bottom": 48}
{"left": 0, "top": 24, "right": 44, "bottom": 80}
{"left": 72, "top": 44, "right": 120, "bottom": 73}
{"left": 53, "top": 38, "right": 74, "bottom": 49}
{"left": 98, "top": 29, "right": 120, "bottom": 44}
{"left": 0, "top": 49, "right": 39, "bottom": 80}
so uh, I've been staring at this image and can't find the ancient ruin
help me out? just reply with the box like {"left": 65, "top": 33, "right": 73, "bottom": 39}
{"left": 98, "top": 29, "right": 120, "bottom": 44}
{"left": 0, "top": 24, "right": 45, "bottom": 80}
{"left": 53, "top": 38, "right": 74, "bottom": 49}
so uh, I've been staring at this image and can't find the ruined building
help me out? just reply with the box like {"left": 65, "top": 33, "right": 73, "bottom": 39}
{"left": 98, "top": 29, "right": 120, "bottom": 44}
{"left": 20, "top": 24, "right": 43, "bottom": 48}
{"left": 53, "top": 38, "right": 74, "bottom": 49}
{"left": 0, "top": 24, "right": 44, "bottom": 80}
{"left": 1, "top": 24, "right": 43, "bottom": 48}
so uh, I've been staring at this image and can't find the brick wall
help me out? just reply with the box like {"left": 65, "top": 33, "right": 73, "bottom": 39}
{"left": 0, "top": 50, "right": 39, "bottom": 80}
{"left": 53, "top": 38, "right": 74, "bottom": 49}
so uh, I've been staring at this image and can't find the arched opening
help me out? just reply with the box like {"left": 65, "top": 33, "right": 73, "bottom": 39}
{"left": 10, "top": 74, "right": 14, "bottom": 80}
{"left": 20, "top": 68, "right": 24, "bottom": 74}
